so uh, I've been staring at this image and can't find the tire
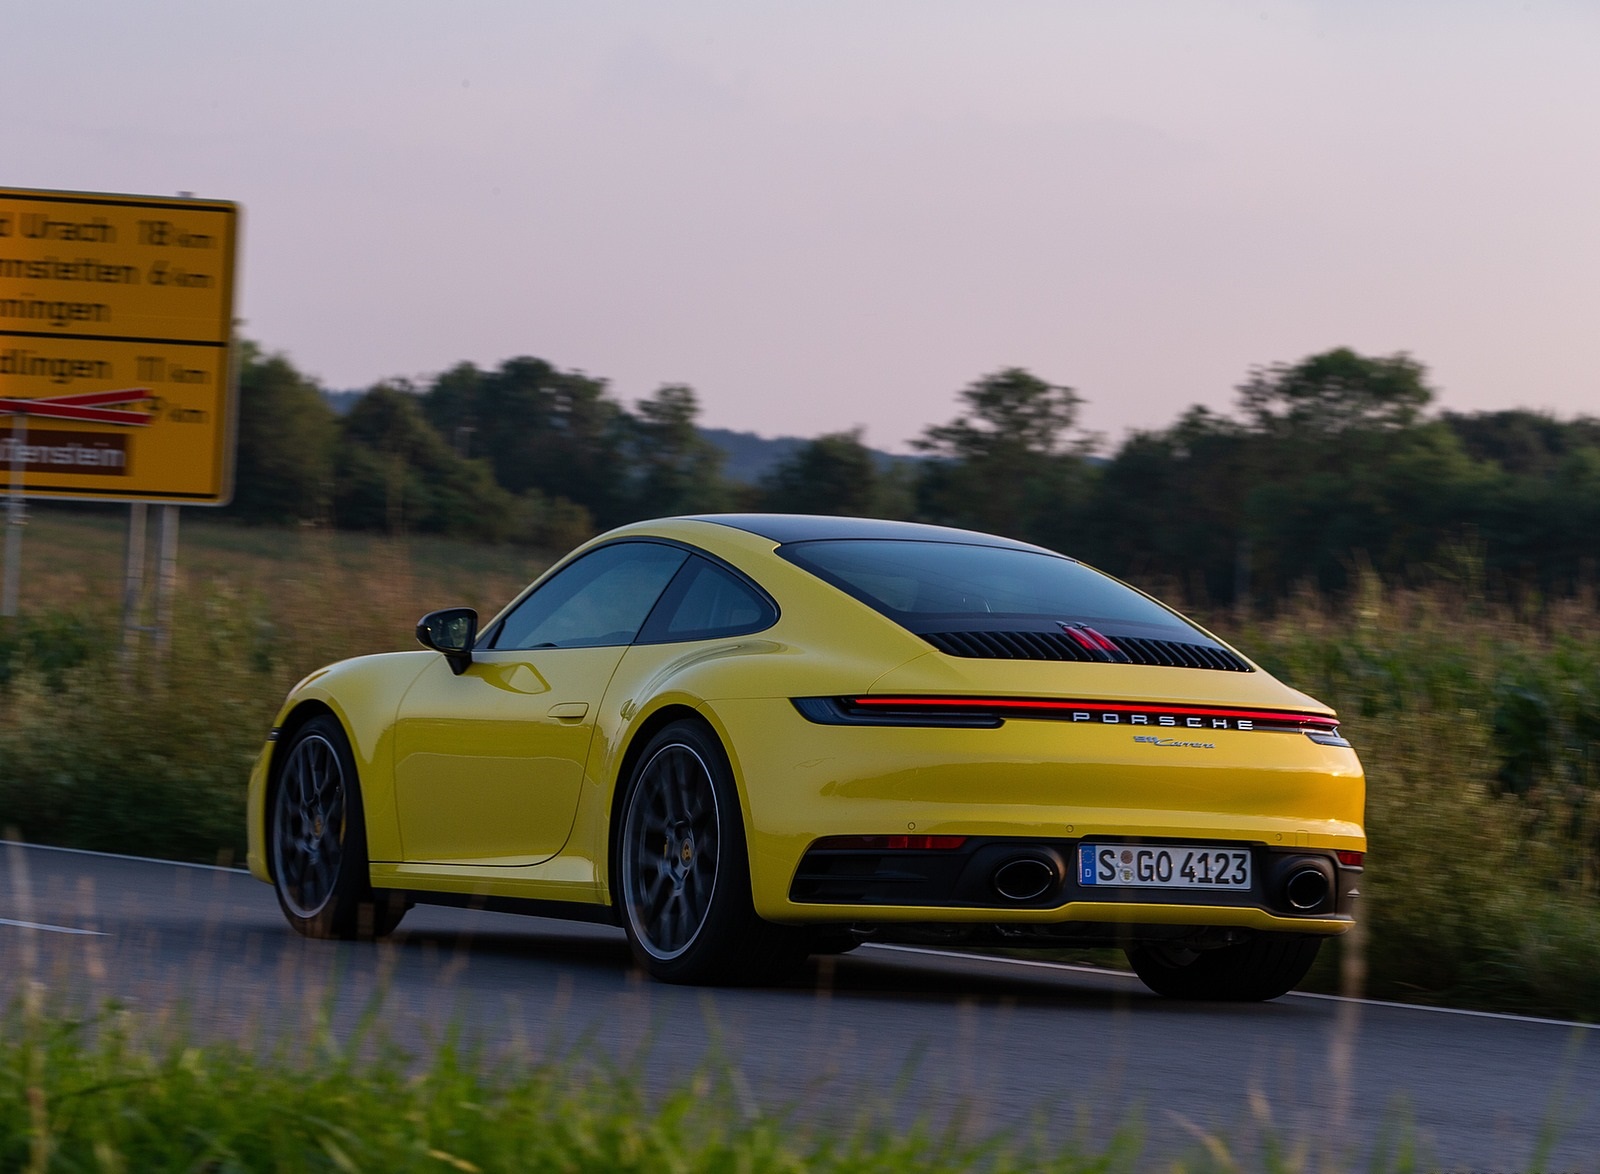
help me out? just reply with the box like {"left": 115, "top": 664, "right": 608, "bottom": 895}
{"left": 615, "top": 719, "right": 808, "bottom": 985}
{"left": 806, "top": 929, "right": 862, "bottom": 956}
{"left": 1126, "top": 933, "right": 1322, "bottom": 1001}
{"left": 269, "top": 715, "right": 407, "bottom": 941}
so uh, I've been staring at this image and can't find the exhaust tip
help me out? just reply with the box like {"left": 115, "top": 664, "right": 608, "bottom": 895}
{"left": 992, "top": 857, "right": 1056, "bottom": 903}
{"left": 1285, "top": 867, "right": 1331, "bottom": 911}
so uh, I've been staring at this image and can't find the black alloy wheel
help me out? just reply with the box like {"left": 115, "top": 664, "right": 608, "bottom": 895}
{"left": 269, "top": 714, "right": 406, "bottom": 940}
{"left": 616, "top": 719, "right": 808, "bottom": 984}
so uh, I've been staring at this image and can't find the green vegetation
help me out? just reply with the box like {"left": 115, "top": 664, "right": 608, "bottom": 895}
{"left": 1231, "top": 586, "right": 1600, "bottom": 1017}
{"left": 10, "top": 990, "right": 1517, "bottom": 1173}
{"left": 0, "top": 513, "right": 543, "bottom": 863}
{"left": 4, "top": 1001, "right": 1154, "bottom": 1173}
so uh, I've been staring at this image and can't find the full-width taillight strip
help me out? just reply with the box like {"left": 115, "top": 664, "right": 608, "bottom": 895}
{"left": 851, "top": 696, "right": 1340, "bottom": 729}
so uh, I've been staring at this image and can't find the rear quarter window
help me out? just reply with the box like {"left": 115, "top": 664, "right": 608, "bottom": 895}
{"left": 638, "top": 556, "right": 777, "bottom": 643}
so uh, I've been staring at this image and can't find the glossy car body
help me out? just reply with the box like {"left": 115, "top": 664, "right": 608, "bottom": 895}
{"left": 247, "top": 515, "right": 1365, "bottom": 998}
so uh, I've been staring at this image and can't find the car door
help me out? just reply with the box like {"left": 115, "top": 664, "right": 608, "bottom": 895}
{"left": 391, "top": 541, "right": 689, "bottom": 866}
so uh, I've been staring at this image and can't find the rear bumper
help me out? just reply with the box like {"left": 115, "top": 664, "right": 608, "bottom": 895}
{"left": 702, "top": 696, "right": 1365, "bottom": 934}
{"left": 787, "top": 834, "right": 1360, "bottom": 936}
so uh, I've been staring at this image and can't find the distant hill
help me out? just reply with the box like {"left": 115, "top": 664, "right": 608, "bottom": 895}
{"left": 698, "top": 427, "right": 810, "bottom": 485}
{"left": 700, "top": 427, "right": 920, "bottom": 485}
{"left": 323, "top": 389, "right": 365, "bottom": 416}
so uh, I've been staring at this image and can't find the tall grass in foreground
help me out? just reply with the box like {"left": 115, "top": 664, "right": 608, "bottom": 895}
{"left": 3, "top": 510, "right": 1600, "bottom": 1017}
{"left": 4, "top": 996, "right": 1486, "bottom": 1173}
{"left": 0, "top": 1000, "right": 1155, "bottom": 1174}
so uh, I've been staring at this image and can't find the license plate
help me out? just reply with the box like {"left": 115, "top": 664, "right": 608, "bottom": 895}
{"left": 1078, "top": 843, "right": 1251, "bottom": 890}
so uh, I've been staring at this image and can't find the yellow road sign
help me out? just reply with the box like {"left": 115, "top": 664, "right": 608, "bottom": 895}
{"left": 0, "top": 187, "right": 239, "bottom": 504}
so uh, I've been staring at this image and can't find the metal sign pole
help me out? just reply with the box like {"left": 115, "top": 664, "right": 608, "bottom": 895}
{"left": 154, "top": 504, "right": 180, "bottom": 657}
{"left": 1, "top": 412, "right": 26, "bottom": 617}
{"left": 121, "top": 502, "right": 149, "bottom": 660}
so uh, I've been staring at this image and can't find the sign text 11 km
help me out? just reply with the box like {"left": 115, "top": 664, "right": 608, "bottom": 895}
{"left": 0, "top": 187, "right": 239, "bottom": 503}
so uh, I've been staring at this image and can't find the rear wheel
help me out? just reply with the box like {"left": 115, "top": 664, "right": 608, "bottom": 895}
{"left": 1126, "top": 933, "right": 1322, "bottom": 1001}
{"left": 616, "top": 719, "right": 808, "bottom": 985}
{"left": 269, "top": 715, "right": 407, "bottom": 940}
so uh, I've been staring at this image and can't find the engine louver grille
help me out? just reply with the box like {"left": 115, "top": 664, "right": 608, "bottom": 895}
{"left": 921, "top": 630, "right": 1251, "bottom": 672}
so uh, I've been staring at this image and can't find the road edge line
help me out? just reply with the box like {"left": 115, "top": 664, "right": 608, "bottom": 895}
{"left": 861, "top": 942, "right": 1600, "bottom": 1031}
{"left": 1, "top": 839, "right": 248, "bottom": 874}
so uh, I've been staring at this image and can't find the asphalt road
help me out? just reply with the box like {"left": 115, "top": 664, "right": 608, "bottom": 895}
{"left": 3, "top": 841, "right": 1597, "bottom": 1168}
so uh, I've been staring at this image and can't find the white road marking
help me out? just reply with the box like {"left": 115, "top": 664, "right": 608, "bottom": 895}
{"left": 1, "top": 839, "right": 246, "bottom": 873}
{"left": 0, "top": 917, "right": 107, "bottom": 936}
{"left": 1287, "top": 988, "right": 1600, "bottom": 1029}
{"left": 862, "top": 942, "right": 1600, "bottom": 1031}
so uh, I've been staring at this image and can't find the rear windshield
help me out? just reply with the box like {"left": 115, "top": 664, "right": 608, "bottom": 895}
{"left": 779, "top": 539, "right": 1204, "bottom": 638}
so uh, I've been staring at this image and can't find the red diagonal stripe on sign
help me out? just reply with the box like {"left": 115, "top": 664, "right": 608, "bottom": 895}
{"left": 0, "top": 400, "right": 151, "bottom": 426}
{"left": 17, "top": 387, "right": 153, "bottom": 408}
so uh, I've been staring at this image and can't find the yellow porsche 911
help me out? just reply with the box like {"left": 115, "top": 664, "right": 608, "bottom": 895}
{"left": 246, "top": 514, "right": 1365, "bottom": 1000}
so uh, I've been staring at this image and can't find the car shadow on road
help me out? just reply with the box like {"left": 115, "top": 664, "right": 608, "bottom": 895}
{"left": 370, "top": 920, "right": 1325, "bottom": 1021}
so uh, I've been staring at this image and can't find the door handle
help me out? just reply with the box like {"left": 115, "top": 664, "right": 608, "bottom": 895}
{"left": 547, "top": 702, "right": 589, "bottom": 720}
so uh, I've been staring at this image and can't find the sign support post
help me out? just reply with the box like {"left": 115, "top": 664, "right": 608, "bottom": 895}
{"left": 120, "top": 502, "right": 148, "bottom": 659}
{"left": 2, "top": 413, "right": 24, "bottom": 617}
{"left": 155, "top": 504, "right": 179, "bottom": 656}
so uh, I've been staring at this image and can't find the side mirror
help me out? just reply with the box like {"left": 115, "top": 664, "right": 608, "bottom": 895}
{"left": 416, "top": 607, "right": 478, "bottom": 675}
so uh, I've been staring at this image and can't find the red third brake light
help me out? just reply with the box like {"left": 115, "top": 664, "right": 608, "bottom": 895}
{"left": 1078, "top": 626, "right": 1122, "bottom": 653}
{"left": 1335, "top": 850, "right": 1364, "bottom": 867}
{"left": 1061, "top": 627, "right": 1099, "bottom": 653}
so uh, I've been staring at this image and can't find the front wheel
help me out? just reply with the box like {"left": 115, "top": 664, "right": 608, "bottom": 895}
{"left": 615, "top": 720, "right": 807, "bottom": 985}
{"left": 1126, "top": 933, "right": 1322, "bottom": 1001}
{"left": 269, "top": 715, "right": 406, "bottom": 940}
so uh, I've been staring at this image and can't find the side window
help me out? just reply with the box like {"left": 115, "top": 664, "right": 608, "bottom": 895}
{"left": 492, "top": 542, "right": 688, "bottom": 650}
{"left": 639, "top": 556, "right": 776, "bottom": 643}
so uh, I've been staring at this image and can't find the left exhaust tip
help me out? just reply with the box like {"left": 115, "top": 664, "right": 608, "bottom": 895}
{"left": 992, "top": 856, "right": 1057, "bottom": 902}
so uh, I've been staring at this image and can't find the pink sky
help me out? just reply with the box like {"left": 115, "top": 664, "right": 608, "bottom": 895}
{"left": 8, "top": 1, "right": 1598, "bottom": 452}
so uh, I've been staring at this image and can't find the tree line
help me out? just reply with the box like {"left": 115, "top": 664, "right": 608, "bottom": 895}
{"left": 229, "top": 341, "right": 1600, "bottom": 605}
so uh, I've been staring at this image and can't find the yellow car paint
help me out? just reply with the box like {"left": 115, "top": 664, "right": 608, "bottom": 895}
{"left": 390, "top": 646, "right": 622, "bottom": 866}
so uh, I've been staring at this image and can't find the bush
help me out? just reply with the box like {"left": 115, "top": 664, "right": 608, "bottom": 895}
{"left": 1222, "top": 581, "right": 1600, "bottom": 1016}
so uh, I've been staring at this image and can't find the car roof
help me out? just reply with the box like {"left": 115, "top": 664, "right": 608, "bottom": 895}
{"left": 681, "top": 513, "right": 1061, "bottom": 553}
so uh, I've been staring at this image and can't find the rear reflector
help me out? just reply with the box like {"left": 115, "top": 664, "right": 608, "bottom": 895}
{"left": 1335, "top": 850, "right": 1364, "bottom": 867}
{"left": 812, "top": 834, "right": 968, "bottom": 851}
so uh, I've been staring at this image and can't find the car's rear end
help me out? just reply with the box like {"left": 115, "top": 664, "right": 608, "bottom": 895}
{"left": 698, "top": 521, "right": 1365, "bottom": 998}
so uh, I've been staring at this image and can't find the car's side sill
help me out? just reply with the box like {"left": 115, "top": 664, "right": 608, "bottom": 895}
{"left": 389, "top": 888, "right": 621, "bottom": 927}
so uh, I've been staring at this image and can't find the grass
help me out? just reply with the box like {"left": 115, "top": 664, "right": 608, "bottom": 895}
{"left": 0, "top": 995, "right": 1156, "bottom": 1174}
{"left": 0, "top": 507, "right": 556, "bottom": 865}
{"left": 2, "top": 990, "right": 1498, "bottom": 1174}
{"left": 3, "top": 507, "right": 1600, "bottom": 1019}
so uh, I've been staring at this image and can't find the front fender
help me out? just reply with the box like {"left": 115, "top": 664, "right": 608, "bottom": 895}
{"left": 245, "top": 651, "right": 436, "bottom": 883}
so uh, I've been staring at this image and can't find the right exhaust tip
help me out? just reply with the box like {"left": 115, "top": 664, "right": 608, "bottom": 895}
{"left": 1285, "top": 866, "right": 1332, "bottom": 911}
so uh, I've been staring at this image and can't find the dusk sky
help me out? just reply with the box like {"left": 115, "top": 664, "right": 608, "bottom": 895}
{"left": 10, "top": 1, "right": 1597, "bottom": 452}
